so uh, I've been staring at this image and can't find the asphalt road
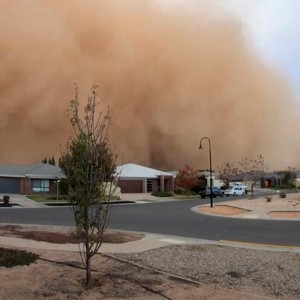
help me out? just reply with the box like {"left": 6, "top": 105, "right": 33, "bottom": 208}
{"left": 0, "top": 196, "right": 299, "bottom": 246}
{"left": 109, "top": 197, "right": 300, "bottom": 247}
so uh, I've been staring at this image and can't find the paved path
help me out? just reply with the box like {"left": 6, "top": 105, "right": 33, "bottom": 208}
{"left": 0, "top": 231, "right": 299, "bottom": 254}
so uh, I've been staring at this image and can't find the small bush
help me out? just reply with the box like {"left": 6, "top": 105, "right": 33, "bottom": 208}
{"left": 174, "top": 187, "right": 198, "bottom": 196}
{"left": 174, "top": 187, "right": 186, "bottom": 195}
{"left": 265, "top": 196, "right": 272, "bottom": 202}
{"left": 279, "top": 192, "right": 287, "bottom": 198}
{"left": 151, "top": 191, "right": 174, "bottom": 197}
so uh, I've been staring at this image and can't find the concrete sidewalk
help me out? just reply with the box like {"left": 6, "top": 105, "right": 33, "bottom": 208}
{"left": 0, "top": 231, "right": 299, "bottom": 254}
{"left": 0, "top": 234, "right": 173, "bottom": 253}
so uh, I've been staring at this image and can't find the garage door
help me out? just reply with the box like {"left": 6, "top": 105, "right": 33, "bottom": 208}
{"left": 118, "top": 180, "right": 143, "bottom": 193}
{"left": 0, "top": 177, "right": 20, "bottom": 193}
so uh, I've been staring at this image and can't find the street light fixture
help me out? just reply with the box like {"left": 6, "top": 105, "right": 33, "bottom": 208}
{"left": 199, "top": 137, "right": 213, "bottom": 208}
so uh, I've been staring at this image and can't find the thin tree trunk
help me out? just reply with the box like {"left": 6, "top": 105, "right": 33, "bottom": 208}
{"left": 86, "top": 250, "right": 92, "bottom": 288}
{"left": 84, "top": 206, "right": 92, "bottom": 288}
{"left": 250, "top": 184, "right": 254, "bottom": 199}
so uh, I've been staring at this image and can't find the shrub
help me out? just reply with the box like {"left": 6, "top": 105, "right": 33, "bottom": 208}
{"left": 59, "top": 178, "right": 69, "bottom": 195}
{"left": 265, "top": 196, "right": 272, "bottom": 202}
{"left": 279, "top": 192, "right": 287, "bottom": 198}
{"left": 0, "top": 247, "right": 39, "bottom": 268}
{"left": 174, "top": 187, "right": 186, "bottom": 195}
{"left": 151, "top": 191, "right": 174, "bottom": 197}
{"left": 175, "top": 165, "right": 199, "bottom": 191}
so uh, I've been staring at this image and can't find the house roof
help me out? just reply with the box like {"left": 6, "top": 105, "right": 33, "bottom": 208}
{"left": 116, "top": 163, "right": 175, "bottom": 179}
{"left": 0, "top": 163, "right": 66, "bottom": 179}
{"left": 263, "top": 172, "right": 283, "bottom": 179}
{"left": 167, "top": 171, "right": 178, "bottom": 176}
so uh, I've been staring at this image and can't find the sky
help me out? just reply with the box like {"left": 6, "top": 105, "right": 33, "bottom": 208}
{"left": 227, "top": 0, "right": 300, "bottom": 97}
{"left": 161, "top": 0, "right": 300, "bottom": 97}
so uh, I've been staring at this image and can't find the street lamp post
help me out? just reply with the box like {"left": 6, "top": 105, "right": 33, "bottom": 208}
{"left": 55, "top": 179, "right": 60, "bottom": 202}
{"left": 199, "top": 137, "right": 213, "bottom": 208}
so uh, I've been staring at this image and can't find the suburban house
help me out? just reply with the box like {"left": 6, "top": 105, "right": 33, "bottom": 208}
{"left": 233, "top": 172, "right": 283, "bottom": 188}
{"left": 0, "top": 163, "right": 65, "bottom": 195}
{"left": 261, "top": 172, "right": 283, "bottom": 188}
{"left": 116, "top": 163, "right": 175, "bottom": 193}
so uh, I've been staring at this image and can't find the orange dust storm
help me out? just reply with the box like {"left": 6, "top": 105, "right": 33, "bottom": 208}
{"left": 0, "top": 0, "right": 299, "bottom": 170}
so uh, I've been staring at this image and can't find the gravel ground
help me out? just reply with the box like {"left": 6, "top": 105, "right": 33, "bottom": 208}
{"left": 114, "top": 245, "right": 300, "bottom": 299}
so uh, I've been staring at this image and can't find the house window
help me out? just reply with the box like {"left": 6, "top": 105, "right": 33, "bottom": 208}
{"left": 32, "top": 180, "right": 50, "bottom": 192}
{"left": 147, "top": 179, "right": 153, "bottom": 192}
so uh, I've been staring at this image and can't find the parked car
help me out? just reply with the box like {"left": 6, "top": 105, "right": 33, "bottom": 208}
{"left": 229, "top": 182, "right": 248, "bottom": 194}
{"left": 224, "top": 186, "right": 246, "bottom": 196}
{"left": 199, "top": 187, "right": 224, "bottom": 198}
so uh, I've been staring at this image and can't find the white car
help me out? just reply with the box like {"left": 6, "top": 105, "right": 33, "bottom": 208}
{"left": 229, "top": 183, "right": 248, "bottom": 194}
{"left": 224, "top": 186, "right": 246, "bottom": 196}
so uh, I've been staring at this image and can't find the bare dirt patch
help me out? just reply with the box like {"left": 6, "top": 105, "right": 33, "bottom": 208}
{"left": 0, "top": 244, "right": 299, "bottom": 300}
{"left": 268, "top": 211, "right": 300, "bottom": 219}
{"left": 0, "top": 225, "right": 144, "bottom": 244}
{"left": 199, "top": 205, "right": 249, "bottom": 215}
{"left": 0, "top": 247, "right": 279, "bottom": 299}
{"left": 198, "top": 194, "right": 300, "bottom": 219}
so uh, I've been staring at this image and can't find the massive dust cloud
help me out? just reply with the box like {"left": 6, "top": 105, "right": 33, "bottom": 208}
{"left": 0, "top": 0, "right": 299, "bottom": 170}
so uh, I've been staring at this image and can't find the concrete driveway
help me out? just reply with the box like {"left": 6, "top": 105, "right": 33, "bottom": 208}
{"left": 0, "top": 194, "right": 46, "bottom": 208}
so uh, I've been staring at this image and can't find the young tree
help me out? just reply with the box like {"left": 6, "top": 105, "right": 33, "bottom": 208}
{"left": 58, "top": 157, "right": 63, "bottom": 168}
{"left": 239, "top": 154, "right": 265, "bottom": 198}
{"left": 278, "top": 167, "right": 297, "bottom": 188}
{"left": 60, "top": 84, "right": 117, "bottom": 288}
{"left": 41, "top": 156, "right": 56, "bottom": 165}
{"left": 51, "top": 156, "right": 56, "bottom": 165}
{"left": 175, "top": 165, "right": 199, "bottom": 196}
{"left": 217, "top": 162, "right": 238, "bottom": 188}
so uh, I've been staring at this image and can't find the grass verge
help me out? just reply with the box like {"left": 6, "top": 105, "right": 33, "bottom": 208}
{"left": 26, "top": 195, "right": 69, "bottom": 202}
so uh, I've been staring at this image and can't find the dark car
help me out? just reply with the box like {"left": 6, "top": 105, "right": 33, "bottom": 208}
{"left": 199, "top": 187, "right": 224, "bottom": 198}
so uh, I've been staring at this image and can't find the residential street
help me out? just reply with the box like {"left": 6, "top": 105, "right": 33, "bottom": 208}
{"left": 0, "top": 196, "right": 299, "bottom": 246}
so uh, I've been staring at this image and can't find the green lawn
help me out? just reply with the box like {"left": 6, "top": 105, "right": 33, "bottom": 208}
{"left": 172, "top": 195, "right": 200, "bottom": 200}
{"left": 26, "top": 195, "right": 69, "bottom": 202}
{"left": 269, "top": 187, "right": 298, "bottom": 193}
{"left": 26, "top": 195, "right": 121, "bottom": 202}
